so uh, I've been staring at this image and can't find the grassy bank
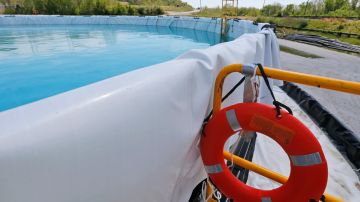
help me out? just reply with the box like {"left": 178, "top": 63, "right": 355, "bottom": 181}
{"left": 2, "top": 0, "right": 193, "bottom": 16}
{"left": 194, "top": 7, "right": 222, "bottom": 17}
{"left": 256, "top": 16, "right": 360, "bottom": 35}
{"left": 256, "top": 17, "right": 360, "bottom": 46}
{"left": 192, "top": 9, "right": 360, "bottom": 46}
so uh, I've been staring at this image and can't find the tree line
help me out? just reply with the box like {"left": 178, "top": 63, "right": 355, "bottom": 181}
{"left": 239, "top": 0, "right": 360, "bottom": 17}
{"left": 2, "top": 0, "right": 165, "bottom": 15}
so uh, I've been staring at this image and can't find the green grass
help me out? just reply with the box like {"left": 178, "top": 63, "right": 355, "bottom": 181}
{"left": 256, "top": 16, "right": 360, "bottom": 46}
{"left": 256, "top": 16, "right": 360, "bottom": 35}
{"left": 280, "top": 45, "right": 323, "bottom": 58}
{"left": 188, "top": 7, "right": 360, "bottom": 46}
{"left": 307, "top": 19, "right": 360, "bottom": 34}
{"left": 193, "top": 7, "right": 223, "bottom": 17}
{"left": 256, "top": 16, "right": 309, "bottom": 29}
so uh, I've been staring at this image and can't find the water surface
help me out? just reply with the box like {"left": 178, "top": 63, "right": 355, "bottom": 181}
{"left": 0, "top": 25, "right": 221, "bottom": 111}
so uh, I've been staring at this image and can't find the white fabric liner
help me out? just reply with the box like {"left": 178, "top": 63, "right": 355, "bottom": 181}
{"left": 0, "top": 16, "right": 358, "bottom": 202}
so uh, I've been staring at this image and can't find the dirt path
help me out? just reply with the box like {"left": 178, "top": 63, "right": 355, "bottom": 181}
{"left": 278, "top": 39, "right": 360, "bottom": 136}
{"left": 165, "top": 10, "right": 200, "bottom": 16}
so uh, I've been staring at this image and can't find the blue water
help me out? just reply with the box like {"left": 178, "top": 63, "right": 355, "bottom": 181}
{"left": 0, "top": 25, "right": 221, "bottom": 111}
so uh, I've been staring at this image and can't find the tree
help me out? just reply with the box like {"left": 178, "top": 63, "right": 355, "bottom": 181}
{"left": 33, "top": 0, "right": 46, "bottom": 14}
{"left": 283, "top": 4, "right": 295, "bottom": 16}
{"left": 46, "top": 0, "right": 58, "bottom": 14}
{"left": 22, "top": 0, "right": 33, "bottom": 14}
{"left": 334, "top": 0, "right": 349, "bottom": 10}
{"left": 79, "top": 0, "right": 95, "bottom": 15}
{"left": 155, "top": 7, "right": 164, "bottom": 15}
{"left": 56, "top": 0, "right": 76, "bottom": 15}
{"left": 127, "top": 5, "right": 135, "bottom": 15}
{"left": 137, "top": 6, "right": 145, "bottom": 15}
{"left": 93, "top": 0, "right": 106, "bottom": 15}
{"left": 114, "top": 4, "right": 127, "bottom": 15}
{"left": 308, "top": 0, "right": 326, "bottom": 16}
{"left": 351, "top": 0, "right": 359, "bottom": 9}
{"left": 261, "top": 3, "right": 283, "bottom": 16}
{"left": 325, "top": 0, "right": 335, "bottom": 12}
{"left": 0, "top": 0, "right": 10, "bottom": 6}
{"left": 238, "top": 7, "right": 260, "bottom": 16}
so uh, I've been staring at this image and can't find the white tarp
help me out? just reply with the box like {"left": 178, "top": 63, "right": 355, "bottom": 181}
{"left": 0, "top": 28, "right": 280, "bottom": 202}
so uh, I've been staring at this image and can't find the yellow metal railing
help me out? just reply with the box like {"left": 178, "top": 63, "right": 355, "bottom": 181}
{"left": 205, "top": 64, "right": 360, "bottom": 202}
{"left": 213, "top": 64, "right": 360, "bottom": 113}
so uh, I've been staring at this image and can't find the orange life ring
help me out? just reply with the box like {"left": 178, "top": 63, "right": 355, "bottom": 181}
{"left": 200, "top": 103, "right": 328, "bottom": 202}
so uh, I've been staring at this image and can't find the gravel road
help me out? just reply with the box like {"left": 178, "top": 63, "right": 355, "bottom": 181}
{"left": 166, "top": 10, "right": 200, "bottom": 16}
{"left": 278, "top": 39, "right": 360, "bottom": 136}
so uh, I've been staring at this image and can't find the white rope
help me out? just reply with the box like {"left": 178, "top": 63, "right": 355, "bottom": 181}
{"left": 214, "top": 190, "right": 222, "bottom": 202}
{"left": 201, "top": 180, "right": 207, "bottom": 201}
{"left": 201, "top": 178, "right": 222, "bottom": 202}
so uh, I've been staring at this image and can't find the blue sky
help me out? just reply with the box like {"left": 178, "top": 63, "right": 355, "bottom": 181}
{"left": 183, "top": 0, "right": 308, "bottom": 8}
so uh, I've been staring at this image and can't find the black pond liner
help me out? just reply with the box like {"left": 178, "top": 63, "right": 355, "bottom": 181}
{"left": 281, "top": 82, "right": 360, "bottom": 170}
{"left": 285, "top": 34, "right": 360, "bottom": 54}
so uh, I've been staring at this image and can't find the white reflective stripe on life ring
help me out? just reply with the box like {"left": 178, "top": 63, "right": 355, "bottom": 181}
{"left": 226, "top": 109, "right": 241, "bottom": 132}
{"left": 205, "top": 164, "right": 223, "bottom": 174}
{"left": 290, "top": 152, "right": 322, "bottom": 166}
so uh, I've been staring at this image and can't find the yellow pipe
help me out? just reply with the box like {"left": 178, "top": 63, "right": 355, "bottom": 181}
{"left": 206, "top": 181, "right": 217, "bottom": 202}
{"left": 213, "top": 64, "right": 360, "bottom": 113}
{"left": 223, "top": 151, "right": 343, "bottom": 202}
{"left": 223, "top": 151, "right": 286, "bottom": 184}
